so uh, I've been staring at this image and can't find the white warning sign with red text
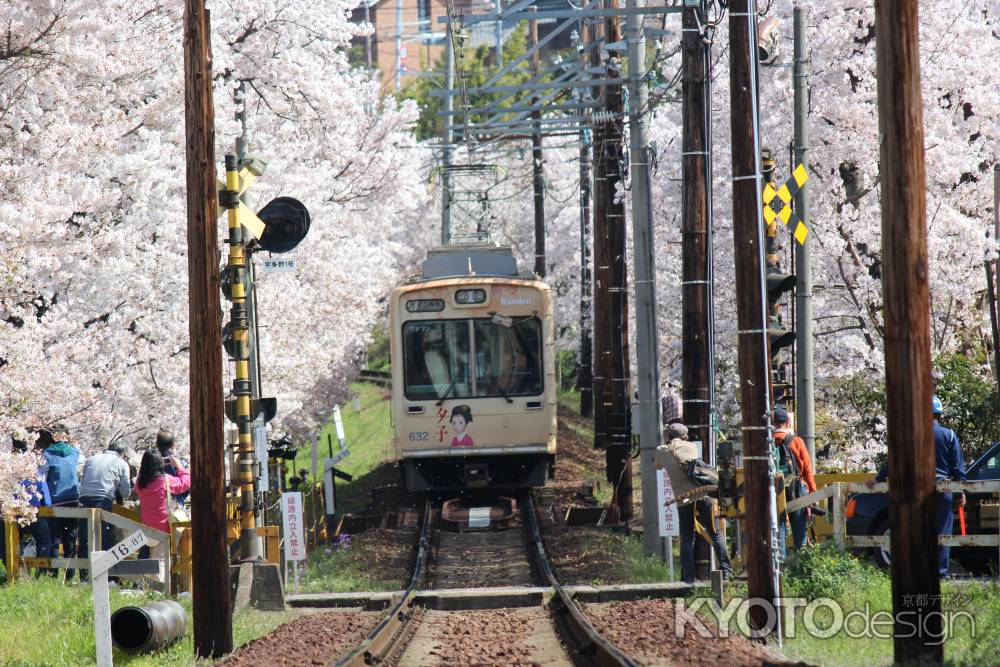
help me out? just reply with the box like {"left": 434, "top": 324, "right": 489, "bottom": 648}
{"left": 657, "top": 469, "right": 680, "bottom": 537}
{"left": 281, "top": 492, "right": 306, "bottom": 562}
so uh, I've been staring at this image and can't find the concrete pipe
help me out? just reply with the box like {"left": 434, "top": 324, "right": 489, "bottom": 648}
{"left": 110, "top": 600, "right": 187, "bottom": 653}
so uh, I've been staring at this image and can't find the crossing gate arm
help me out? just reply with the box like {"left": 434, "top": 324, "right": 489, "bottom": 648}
{"left": 783, "top": 484, "right": 835, "bottom": 514}
{"left": 99, "top": 510, "right": 169, "bottom": 547}
{"left": 848, "top": 534, "right": 1000, "bottom": 548}
{"left": 798, "top": 479, "right": 1000, "bottom": 551}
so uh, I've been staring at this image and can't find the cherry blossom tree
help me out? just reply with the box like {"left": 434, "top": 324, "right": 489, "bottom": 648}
{"left": 0, "top": 0, "right": 435, "bottom": 477}
{"left": 0, "top": 451, "right": 43, "bottom": 525}
{"left": 646, "top": 0, "right": 1000, "bottom": 466}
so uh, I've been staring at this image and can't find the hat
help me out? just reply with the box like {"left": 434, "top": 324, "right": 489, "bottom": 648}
{"left": 666, "top": 422, "right": 688, "bottom": 440}
{"left": 932, "top": 395, "right": 943, "bottom": 415}
{"left": 773, "top": 406, "right": 790, "bottom": 424}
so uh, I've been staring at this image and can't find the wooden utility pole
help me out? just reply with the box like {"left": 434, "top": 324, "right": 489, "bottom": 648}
{"left": 874, "top": 2, "right": 940, "bottom": 663}
{"left": 681, "top": 1, "right": 711, "bottom": 455}
{"left": 681, "top": 0, "right": 713, "bottom": 580}
{"left": 578, "top": 118, "right": 594, "bottom": 418}
{"left": 529, "top": 13, "right": 546, "bottom": 277}
{"left": 183, "top": 1, "right": 233, "bottom": 658}
{"left": 728, "top": 0, "right": 779, "bottom": 638}
{"left": 989, "top": 165, "right": 1000, "bottom": 385}
{"left": 577, "top": 20, "right": 595, "bottom": 419}
{"left": 592, "top": 0, "right": 632, "bottom": 521}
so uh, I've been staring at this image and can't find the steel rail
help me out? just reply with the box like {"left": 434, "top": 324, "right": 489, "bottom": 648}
{"left": 333, "top": 496, "right": 433, "bottom": 667}
{"left": 524, "top": 494, "right": 638, "bottom": 667}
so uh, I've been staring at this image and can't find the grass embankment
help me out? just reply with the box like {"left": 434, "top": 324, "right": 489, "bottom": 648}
{"left": 705, "top": 546, "right": 1000, "bottom": 666}
{"left": 293, "top": 382, "right": 409, "bottom": 593}
{"left": 299, "top": 529, "right": 409, "bottom": 593}
{"left": 0, "top": 578, "right": 296, "bottom": 666}
{"left": 290, "top": 382, "right": 396, "bottom": 514}
{"left": 557, "top": 387, "right": 611, "bottom": 505}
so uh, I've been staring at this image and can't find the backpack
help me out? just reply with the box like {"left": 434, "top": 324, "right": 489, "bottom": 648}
{"left": 684, "top": 458, "right": 720, "bottom": 488}
{"left": 775, "top": 431, "right": 802, "bottom": 498}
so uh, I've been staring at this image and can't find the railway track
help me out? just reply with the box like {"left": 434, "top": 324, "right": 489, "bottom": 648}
{"left": 358, "top": 369, "right": 392, "bottom": 386}
{"left": 334, "top": 493, "right": 638, "bottom": 667}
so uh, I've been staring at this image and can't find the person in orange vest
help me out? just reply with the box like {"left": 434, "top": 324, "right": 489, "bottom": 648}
{"left": 774, "top": 406, "right": 816, "bottom": 554}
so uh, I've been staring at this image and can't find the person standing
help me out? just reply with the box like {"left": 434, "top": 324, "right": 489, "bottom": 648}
{"left": 39, "top": 425, "right": 85, "bottom": 580}
{"left": 15, "top": 438, "right": 53, "bottom": 575}
{"left": 773, "top": 406, "right": 817, "bottom": 553}
{"left": 654, "top": 422, "right": 732, "bottom": 584}
{"left": 135, "top": 450, "right": 191, "bottom": 535}
{"left": 156, "top": 430, "right": 189, "bottom": 507}
{"left": 868, "top": 395, "right": 966, "bottom": 576}
{"left": 78, "top": 442, "right": 132, "bottom": 566}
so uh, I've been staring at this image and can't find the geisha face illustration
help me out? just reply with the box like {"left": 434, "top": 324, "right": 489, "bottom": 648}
{"left": 450, "top": 405, "right": 474, "bottom": 447}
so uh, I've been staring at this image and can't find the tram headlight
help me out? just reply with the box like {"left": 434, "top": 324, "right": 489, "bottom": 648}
{"left": 455, "top": 288, "right": 486, "bottom": 305}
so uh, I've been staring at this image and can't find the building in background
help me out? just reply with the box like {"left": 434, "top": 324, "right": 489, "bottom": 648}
{"left": 349, "top": 0, "right": 578, "bottom": 91}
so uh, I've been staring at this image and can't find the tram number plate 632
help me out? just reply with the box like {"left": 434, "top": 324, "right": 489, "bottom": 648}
{"left": 408, "top": 431, "right": 430, "bottom": 442}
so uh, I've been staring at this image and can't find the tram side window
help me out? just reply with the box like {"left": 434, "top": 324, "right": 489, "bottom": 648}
{"left": 403, "top": 321, "right": 472, "bottom": 401}
{"left": 474, "top": 318, "right": 543, "bottom": 397}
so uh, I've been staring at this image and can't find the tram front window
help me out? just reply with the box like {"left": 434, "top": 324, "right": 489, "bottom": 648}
{"left": 473, "top": 318, "right": 543, "bottom": 397}
{"left": 403, "top": 317, "right": 543, "bottom": 400}
{"left": 403, "top": 321, "right": 472, "bottom": 401}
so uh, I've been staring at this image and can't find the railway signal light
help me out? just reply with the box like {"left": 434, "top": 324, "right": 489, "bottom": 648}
{"left": 766, "top": 271, "right": 796, "bottom": 312}
{"left": 257, "top": 196, "right": 311, "bottom": 254}
{"left": 220, "top": 265, "right": 238, "bottom": 301}
{"left": 225, "top": 397, "right": 277, "bottom": 424}
{"left": 222, "top": 321, "right": 249, "bottom": 360}
{"left": 773, "top": 381, "right": 793, "bottom": 405}
{"left": 768, "top": 326, "right": 796, "bottom": 359}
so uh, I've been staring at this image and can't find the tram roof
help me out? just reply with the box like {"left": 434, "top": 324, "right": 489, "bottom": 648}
{"left": 419, "top": 244, "right": 530, "bottom": 281}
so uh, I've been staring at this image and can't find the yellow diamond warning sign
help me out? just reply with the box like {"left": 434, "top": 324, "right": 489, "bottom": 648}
{"left": 763, "top": 164, "right": 810, "bottom": 245}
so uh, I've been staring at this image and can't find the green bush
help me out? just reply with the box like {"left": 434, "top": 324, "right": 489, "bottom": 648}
{"left": 784, "top": 544, "right": 880, "bottom": 600}
{"left": 365, "top": 326, "right": 391, "bottom": 373}
{"left": 934, "top": 352, "right": 1000, "bottom": 461}
{"left": 558, "top": 348, "right": 579, "bottom": 390}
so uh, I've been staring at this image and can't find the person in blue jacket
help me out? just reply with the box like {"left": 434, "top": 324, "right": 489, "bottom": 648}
{"left": 38, "top": 425, "right": 85, "bottom": 580}
{"left": 14, "top": 438, "right": 54, "bottom": 574}
{"left": 869, "top": 395, "right": 966, "bottom": 575}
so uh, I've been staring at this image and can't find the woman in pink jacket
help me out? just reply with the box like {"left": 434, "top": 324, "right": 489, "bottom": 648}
{"left": 135, "top": 450, "right": 190, "bottom": 534}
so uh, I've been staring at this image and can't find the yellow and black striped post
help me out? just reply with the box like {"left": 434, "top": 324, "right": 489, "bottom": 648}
{"left": 222, "top": 153, "right": 260, "bottom": 561}
{"left": 762, "top": 148, "right": 779, "bottom": 270}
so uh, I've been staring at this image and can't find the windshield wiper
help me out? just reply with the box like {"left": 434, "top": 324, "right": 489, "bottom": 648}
{"left": 436, "top": 374, "right": 460, "bottom": 406}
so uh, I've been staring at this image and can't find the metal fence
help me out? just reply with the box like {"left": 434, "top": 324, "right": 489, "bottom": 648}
{"left": 6, "top": 506, "right": 171, "bottom": 591}
{"left": 785, "top": 479, "right": 1000, "bottom": 551}
{"left": 4, "top": 505, "right": 283, "bottom": 593}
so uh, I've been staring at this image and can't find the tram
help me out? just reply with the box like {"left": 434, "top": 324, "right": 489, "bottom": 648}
{"left": 388, "top": 244, "right": 557, "bottom": 491}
